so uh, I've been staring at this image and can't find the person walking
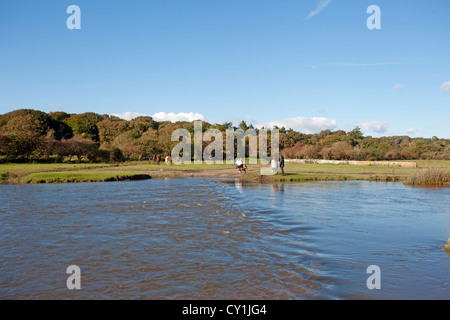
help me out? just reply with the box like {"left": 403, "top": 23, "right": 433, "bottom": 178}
{"left": 279, "top": 155, "right": 285, "bottom": 176}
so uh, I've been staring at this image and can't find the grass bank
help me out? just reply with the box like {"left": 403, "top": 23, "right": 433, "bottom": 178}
{"left": 19, "top": 172, "right": 151, "bottom": 184}
{"left": 404, "top": 168, "right": 449, "bottom": 187}
{"left": 0, "top": 160, "right": 449, "bottom": 186}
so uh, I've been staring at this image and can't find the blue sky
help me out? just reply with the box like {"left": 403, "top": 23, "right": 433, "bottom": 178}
{"left": 0, "top": 0, "right": 449, "bottom": 137}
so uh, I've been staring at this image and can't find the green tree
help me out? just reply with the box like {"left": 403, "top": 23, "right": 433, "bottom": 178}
{"left": 49, "top": 111, "right": 71, "bottom": 122}
{"left": 239, "top": 121, "right": 249, "bottom": 131}
{"left": 348, "top": 126, "right": 364, "bottom": 143}
{"left": 64, "top": 112, "right": 103, "bottom": 141}
{"left": 3, "top": 109, "right": 70, "bottom": 138}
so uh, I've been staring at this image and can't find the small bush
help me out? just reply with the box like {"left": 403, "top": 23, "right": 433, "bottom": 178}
{"left": 404, "top": 168, "right": 449, "bottom": 186}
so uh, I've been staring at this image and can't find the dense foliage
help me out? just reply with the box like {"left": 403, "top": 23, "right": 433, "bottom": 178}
{"left": 0, "top": 109, "right": 449, "bottom": 163}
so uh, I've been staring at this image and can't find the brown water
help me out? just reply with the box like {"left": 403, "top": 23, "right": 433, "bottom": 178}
{"left": 0, "top": 178, "right": 449, "bottom": 299}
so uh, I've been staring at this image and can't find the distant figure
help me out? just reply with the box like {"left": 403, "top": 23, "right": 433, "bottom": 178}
{"left": 156, "top": 155, "right": 161, "bottom": 165}
{"left": 271, "top": 157, "right": 278, "bottom": 175}
{"left": 165, "top": 156, "right": 172, "bottom": 166}
{"left": 235, "top": 157, "right": 247, "bottom": 173}
{"left": 279, "top": 155, "right": 285, "bottom": 176}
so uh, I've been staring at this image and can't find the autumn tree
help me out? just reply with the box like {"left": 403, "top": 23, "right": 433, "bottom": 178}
{"left": 97, "top": 119, "right": 130, "bottom": 144}
{"left": 64, "top": 136, "right": 99, "bottom": 162}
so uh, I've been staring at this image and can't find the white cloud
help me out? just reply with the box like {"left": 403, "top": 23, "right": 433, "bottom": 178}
{"left": 112, "top": 112, "right": 337, "bottom": 134}
{"left": 256, "top": 117, "right": 337, "bottom": 134}
{"left": 111, "top": 112, "right": 146, "bottom": 120}
{"left": 405, "top": 127, "right": 418, "bottom": 135}
{"left": 358, "top": 121, "right": 389, "bottom": 134}
{"left": 112, "top": 111, "right": 206, "bottom": 122}
{"left": 153, "top": 112, "right": 205, "bottom": 122}
{"left": 394, "top": 83, "right": 404, "bottom": 91}
{"left": 231, "top": 116, "right": 258, "bottom": 126}
{"left": 440, "top": 81, "right": 450, "bottom": 91}
{"left": 306, "top": 0, "right": 332, "bottom": 19}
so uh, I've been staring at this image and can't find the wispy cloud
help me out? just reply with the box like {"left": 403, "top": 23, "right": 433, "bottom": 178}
{"left": 256, "top": 117, "right": 337, "bottom": 134}
{"left": 297, "top": 62, "right": 404, "bottom": 68}
{"left": 405, "top": 127, "right": 418, "bottom": 135}
{"left": 46, "top": 103, "right": 66, "bottom": 111}
{"left": 440, "top": 81, "right": 450, "bottom": 91}
{"left": 306, "top": 0, "right": 332, "bottom": 20}
{"left": 112, "top": 111, "right": 206, "bottom": 122}
{"left": 316, "top": 108, "right": 327, "bottom": 114}
{"left": 332, "top": 62, "right": 404, "bottom": 67}
{"left": 358, "top": 121, "right": 389, "bottom": 134}
{"left": 394, "top": 83, "right": 405, "bottom": 91}
{"left": 112, "top": 111, "right": 146, "bottom": 120}
{"left": 231, "top": 116, "right": 337, "bottom": 134}
{"left": 153, "top": 112, "right": 206, "bottom": 122}
{"left": 300, "top": 64, "right": 319, "bottom": 68}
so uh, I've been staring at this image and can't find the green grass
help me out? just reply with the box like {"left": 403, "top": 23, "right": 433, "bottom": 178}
{"left": 257, "top": 160, "right": 449, "bottom": 185}
{"left": 257, "top": 172, "right": 402, "bottom": 184}
{"left": 115, "top": 161, "right": 236, "bottom": 171}
{"left": 285, "top": 162, "right": 416, "bottom": 174}
{"left": 20, "top": 171, "right": 151, "bottom": 184}
{"left": 414, "top": 160, "right": 450, "bottom": 168}
{"left": 0, "top": 163, "right": 111, "bottom": 176}
{"left": 0, "top": 160, "right": 449, "bottom": 186}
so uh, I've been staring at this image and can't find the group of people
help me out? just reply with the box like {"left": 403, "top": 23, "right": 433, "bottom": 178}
{"left": 235, "top": 156, "right": 285, "bottom": 175}
{"left": 156, "top": 154, "right": 285, "bottom": 173}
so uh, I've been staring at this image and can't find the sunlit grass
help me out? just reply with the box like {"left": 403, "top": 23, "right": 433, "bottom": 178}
{"left": 20, "top": 171, "right": 151, "bottom": 184}
{"left": 404, "top": 168, "right": 449, "bottom": 187}
{"left": 0, "top": 160, "right": 449, "bottom": 186}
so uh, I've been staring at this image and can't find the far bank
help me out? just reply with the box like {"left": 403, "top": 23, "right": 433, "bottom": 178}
{"left": 0, "top": 160, "right": 449, "bottom": 186}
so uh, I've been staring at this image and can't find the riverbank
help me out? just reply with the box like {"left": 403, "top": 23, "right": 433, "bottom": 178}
{"left": 0, "top": 160, "right": 449, "bottom": 186}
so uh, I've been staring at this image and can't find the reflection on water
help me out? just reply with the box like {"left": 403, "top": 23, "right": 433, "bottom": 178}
{"left": 235, "top": 179, "right": 243, "bottom": 194}
{"left": 0, "top": 179, "right": 449, "bottom": 299}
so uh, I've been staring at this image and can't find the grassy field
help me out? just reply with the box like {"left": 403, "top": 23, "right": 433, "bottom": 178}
{"left": 0, "top": 160, "right": 449, "bottom": 186}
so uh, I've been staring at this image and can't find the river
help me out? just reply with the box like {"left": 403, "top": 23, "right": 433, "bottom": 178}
{"left": 0, "top": 178, "right": 449, "bottom": 299}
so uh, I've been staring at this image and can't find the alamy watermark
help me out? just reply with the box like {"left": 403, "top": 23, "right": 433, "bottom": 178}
{"left": 367, "top": 5, "right": 381, "bottom": 30}
{"left": 66, "top": 4, "right": 381, "bottom": 31}
{"left": 366, "top": 265, "right": 381, "bottom": 290}
{"left": 170, "top": 121, "right": 279, "bottom": 165}
{"left": 66, "top": 265, "right": 81, "bottom": 290}
{"left": 66, "top": 5, "right": 81, "bottom": 30}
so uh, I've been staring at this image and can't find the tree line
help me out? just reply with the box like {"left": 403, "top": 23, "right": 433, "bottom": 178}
{"left": 0, "top": 109, "right": 449, "bottom": 163}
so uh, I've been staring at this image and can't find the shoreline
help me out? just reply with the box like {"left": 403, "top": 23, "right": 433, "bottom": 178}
{"left": 1, "top": 160, "right": 449, "bottom": 186}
